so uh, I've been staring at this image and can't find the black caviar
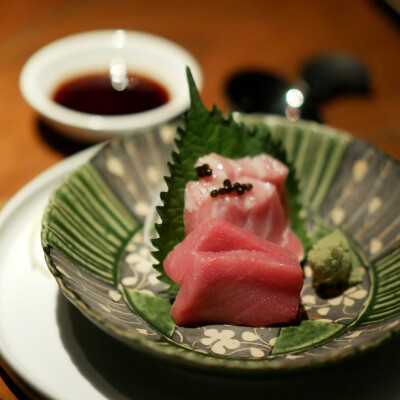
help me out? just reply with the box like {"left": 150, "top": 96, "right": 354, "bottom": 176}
{"left": 210, "top": 189, "right": 219, "bottom": 198}
{"left": 210, "top": 180, "right": 253, "bottom": 198}
{"left": 224, "top": 179, "right": 232, "bottom": 187}
{"left": 195, "top": 164, "right": 212, "bottom": 178}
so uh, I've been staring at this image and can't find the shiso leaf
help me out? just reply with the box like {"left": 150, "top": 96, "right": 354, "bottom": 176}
{"left": 272, "top": 320, "right": 345, "bottom": 355}
{"left": 152, "top": 67, "right": 308, "bottom": 295}
{"left": 123, "top": 289, "right": 175, "bottom": 337}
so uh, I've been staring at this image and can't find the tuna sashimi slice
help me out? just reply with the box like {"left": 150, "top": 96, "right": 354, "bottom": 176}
{"left": 165, "top": 218, "right": 303, "bottom": 327}
{"left": 184, "top": 178, "right": 287, "bottom": 240}
{"left": 193, "top": 153, "right": 289, "bottom": 194}
{"left": 231, "top": 153, "right": 289, "bottom": 194}
{"left": 184, "top": 153, "right": 304, "bottom": 260}
{"left": 165, "top": 217, "right": 297, "bottom": 284}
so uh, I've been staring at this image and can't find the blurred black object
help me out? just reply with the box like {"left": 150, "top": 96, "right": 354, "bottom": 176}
{"left": 376, "top": 0, "right": 400, "bottom": 25}
{"left": 302, "top": 53, "right": 370, "bottom": 102}
{"left": 225, "top": 52, "right": 370, "bottom": 122}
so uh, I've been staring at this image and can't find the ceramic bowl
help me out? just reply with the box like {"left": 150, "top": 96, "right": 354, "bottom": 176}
{"left": 19, "top": 30, "right": 203, "bottom": 142}
{"left": 41, "top": 115, "right": 400, "bottom": 374}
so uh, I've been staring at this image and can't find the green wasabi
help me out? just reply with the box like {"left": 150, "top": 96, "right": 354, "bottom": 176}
{"left": 308, "top": 230, "right": 352, "bottom": 287}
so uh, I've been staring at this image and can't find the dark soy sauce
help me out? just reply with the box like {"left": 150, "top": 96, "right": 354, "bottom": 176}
{"left": 53, "top": 73, "right": 169, "bottom": 115}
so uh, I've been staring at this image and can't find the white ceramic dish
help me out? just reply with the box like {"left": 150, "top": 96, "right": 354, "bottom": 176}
{"left": 19, "top": 30, "right": 203, "bottom": 143}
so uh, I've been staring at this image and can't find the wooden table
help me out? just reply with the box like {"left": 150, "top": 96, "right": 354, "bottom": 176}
{"left": 0, "top": 0, "right": 399, "bottom": 398}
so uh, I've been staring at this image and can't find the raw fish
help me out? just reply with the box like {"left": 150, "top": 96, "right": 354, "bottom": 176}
{"left": 184, "top": 153, "right": 303, "bottom": 259}
{"left": 165, "top": 218, "right": 303, "bottom": 327}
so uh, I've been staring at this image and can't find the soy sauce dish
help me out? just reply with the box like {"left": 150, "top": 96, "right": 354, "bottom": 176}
{"left": 20, "top": 30, "right": 203, "bottom": 142}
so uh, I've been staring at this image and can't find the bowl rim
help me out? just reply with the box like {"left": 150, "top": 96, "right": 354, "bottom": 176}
{"left": 19, "top": 29, "right": 203, "bottom": 139}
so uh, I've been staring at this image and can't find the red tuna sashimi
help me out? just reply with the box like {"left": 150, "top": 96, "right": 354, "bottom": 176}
{"left": 166, "top": 218, "right": 303, "bottom": 327}
{"left": 165, "top": 217, "right": 297, "bottom": 284}
{"left": 184, "top": 153, "right": 303, "bottom": 259}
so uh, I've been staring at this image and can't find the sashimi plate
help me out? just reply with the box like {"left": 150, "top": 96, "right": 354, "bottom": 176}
{"left": 42, "top": 115, "right": 400, "bottom": 373}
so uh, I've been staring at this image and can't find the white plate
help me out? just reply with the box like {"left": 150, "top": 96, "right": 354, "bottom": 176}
{"left": 0, "top": 147, "right": 399, "bottom": 400}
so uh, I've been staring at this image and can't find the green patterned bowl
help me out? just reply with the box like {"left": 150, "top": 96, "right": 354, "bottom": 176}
{"left": 42, "top": 115, "right": 400, "bottom": 374}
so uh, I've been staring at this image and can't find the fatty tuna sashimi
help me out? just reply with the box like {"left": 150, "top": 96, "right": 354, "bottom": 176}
{"left": 184, "top": 153, "right": 303, "bottom": 259}
{"left": 230, "top": 153, "right": 289, "bottom": 195}
{"left": 192, "top": 153, "right": 289, "bottom": 200}
{"left": 184, "top": 178, "right": 299, "bottom": 255}
{"left": 166, "top": 218, "right": 303, "bottom": 327}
